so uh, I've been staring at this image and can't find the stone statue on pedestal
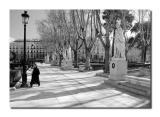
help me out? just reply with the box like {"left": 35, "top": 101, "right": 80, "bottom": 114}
{"left": 61, "top": 46, "right": 73, "bottom": 70}
{"left": 109, "top": 19, "right": 127, "bottom": 80}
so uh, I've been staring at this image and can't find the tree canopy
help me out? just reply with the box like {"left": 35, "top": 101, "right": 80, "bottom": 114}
{"left": 129, "top": 19, "right": 151, "bottom": 49}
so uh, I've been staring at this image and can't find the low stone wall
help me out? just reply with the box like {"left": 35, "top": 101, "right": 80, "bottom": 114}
{"left": 60, "top": 66, "right": 74, "bottom": 70}
{"left": 96, "top": 72, "right": 109, "bottom": 77}
{"left": 103, "top": 75, "right": 151, "bottom": 97}
{"left": 125, "top": 75, "right": 150, "bottom": 88}
{"left": 98, "top": 72, "right": 151, "bottom": 97}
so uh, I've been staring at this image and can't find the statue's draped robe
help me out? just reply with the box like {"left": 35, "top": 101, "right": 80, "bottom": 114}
{"left": 114, "top": 27, "right": 125, "bottom": 59}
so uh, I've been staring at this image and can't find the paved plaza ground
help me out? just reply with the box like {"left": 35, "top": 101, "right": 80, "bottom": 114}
{"left": 10, "top": 63, "right": 150, "bottom": 108}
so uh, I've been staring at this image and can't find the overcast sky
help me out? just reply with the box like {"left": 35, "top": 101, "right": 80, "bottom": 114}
{"left": 10, "top": 10, "right": 47, "bottom": 41}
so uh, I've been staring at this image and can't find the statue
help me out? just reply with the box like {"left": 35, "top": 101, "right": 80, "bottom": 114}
{"left": 61, "top": 46, "right": 73, "bottom": 70}
{"left": 113, "top": 19, "right": 125, "bottom": 59}
{"left": 109, "top": 18, "right": 127, "bottom": 80}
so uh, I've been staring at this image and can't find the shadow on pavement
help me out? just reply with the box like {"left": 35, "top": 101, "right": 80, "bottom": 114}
{"left": 10, "top": 82, "right": 110, "bottom": 102}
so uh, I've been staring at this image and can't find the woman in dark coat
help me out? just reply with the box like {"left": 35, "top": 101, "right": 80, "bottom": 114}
{"left": 30, "top": 64, "right": 40, "bottom": 87}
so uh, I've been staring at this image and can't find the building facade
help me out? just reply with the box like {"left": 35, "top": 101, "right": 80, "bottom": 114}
{"left": 10, "top": 39, "right": 47, "bottom": 63}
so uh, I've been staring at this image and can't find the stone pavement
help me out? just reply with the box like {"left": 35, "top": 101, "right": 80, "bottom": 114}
{"left": 10, "top": 63, "right": 150, "bottom": 108}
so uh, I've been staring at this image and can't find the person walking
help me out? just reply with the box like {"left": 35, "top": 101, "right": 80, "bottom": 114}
{"left": 30, "top": 64, "right": 40, "bottom": 87}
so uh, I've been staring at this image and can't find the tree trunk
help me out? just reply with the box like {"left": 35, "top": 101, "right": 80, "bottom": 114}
{"left": 73, "top": 50, "right": 78, "bottom": 68}
{"left": 104, "top": 47, "right": 110, "bottom": 73}
{"left": 112, "top": 29, "right": 116, "bottom": 57}
{"left": 85, "top": 49, "right": 91, "bottom": 70}
{"left": 59, "top": 54, "right": 63, "bottom": 67}
{"left": 142, "top": 45, "right": 147, "bottom": 63}
{"left": 144, "top": 46, "right": 147, "bottom": 63}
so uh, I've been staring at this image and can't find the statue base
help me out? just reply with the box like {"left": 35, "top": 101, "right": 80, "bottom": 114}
{"left": 109, "top": 58, "right": 127, "bottom": 80}
{"left": 61, "top": 59, "right": 73, "bottom": 70}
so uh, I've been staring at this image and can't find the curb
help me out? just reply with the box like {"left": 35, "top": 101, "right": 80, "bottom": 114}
{"left": 104, "top": 79, "right": 151, "bottom": 98}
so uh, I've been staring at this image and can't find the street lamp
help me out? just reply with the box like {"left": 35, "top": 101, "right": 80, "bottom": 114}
{"left": 21, "top": 11, "right": 29, "bottom": 87}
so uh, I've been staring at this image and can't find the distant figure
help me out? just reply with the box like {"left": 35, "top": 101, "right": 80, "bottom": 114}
{"left": 30, "top": 64, "right": 40, "bottom": 87}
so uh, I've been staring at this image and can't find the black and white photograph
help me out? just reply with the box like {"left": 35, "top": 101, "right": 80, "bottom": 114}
{"left": 9, "top": 9, "right": 151, "bottom": 109}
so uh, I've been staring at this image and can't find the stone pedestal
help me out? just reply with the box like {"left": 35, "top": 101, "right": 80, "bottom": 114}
{"left": 109, "top": 58, "right": 127, "bottom": 80}
{"left": 61, "top": 59, "right": 73, "bottom": 70}
{"left": 61, "top": 46, "right": 73, "bottom": 70}
{"left": 45, "top": 55, "right": 50, "bottom": 63}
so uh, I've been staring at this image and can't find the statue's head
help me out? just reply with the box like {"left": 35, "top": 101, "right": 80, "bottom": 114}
{"left": 116, "top": 18, "right": 121, "bottom": 29}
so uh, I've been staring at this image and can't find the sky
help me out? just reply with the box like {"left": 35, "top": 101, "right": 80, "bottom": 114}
{"left": 10, "top": 10, "right": 47, "bottom": 41}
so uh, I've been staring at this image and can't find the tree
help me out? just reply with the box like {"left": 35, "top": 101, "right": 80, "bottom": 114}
{"left": 96, "top": 10, "right": 134, "bottom": 73}
{"left": 37, "top": 10, "right": 68, "bottom": 66}
{"left": 62, "top": 11, "right": 84, "bottom": 68}
{"left": 71, "top": 10, "right": 98, "bottom": 70}
{"left": 129, "top": 10, "right": 152, "bottom": 63}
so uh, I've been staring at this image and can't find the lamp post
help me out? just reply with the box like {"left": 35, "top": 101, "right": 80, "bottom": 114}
{"left": 31, "top": 44, "right": 34, "bottom": 65}
{"left": 21, "top": 11, "right": 29, "bottom": 87}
